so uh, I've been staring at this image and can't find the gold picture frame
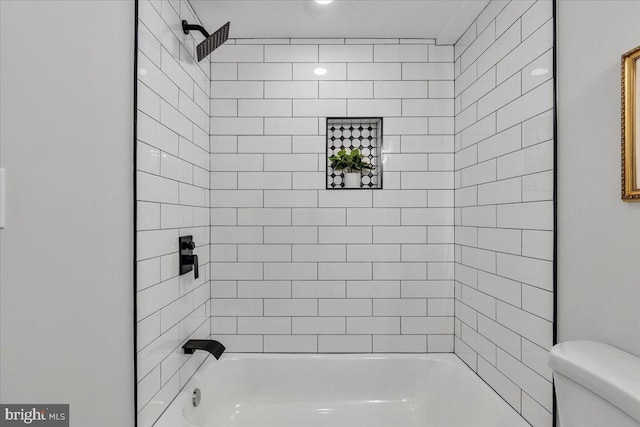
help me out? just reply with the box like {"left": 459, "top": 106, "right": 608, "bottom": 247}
{"left": 622, "top": 45, "right": 640, "bottom": 201}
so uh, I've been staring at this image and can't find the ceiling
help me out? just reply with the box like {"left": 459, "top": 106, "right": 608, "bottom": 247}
{"left": 189, "top": 0, "right": 490, "bottom": 45}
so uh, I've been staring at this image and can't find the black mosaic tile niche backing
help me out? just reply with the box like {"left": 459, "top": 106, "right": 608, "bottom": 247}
{"left": 326, "top": 117, "right": 383, "bottom": 189}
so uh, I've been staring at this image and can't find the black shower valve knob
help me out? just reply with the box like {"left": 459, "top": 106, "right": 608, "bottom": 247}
{"left": 182, "top": 241, "right": 196, "bottom": 250}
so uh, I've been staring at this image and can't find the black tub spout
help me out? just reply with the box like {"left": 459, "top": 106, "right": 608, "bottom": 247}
{"left": 182, "top": 339, "right": 225, "bottom": 360}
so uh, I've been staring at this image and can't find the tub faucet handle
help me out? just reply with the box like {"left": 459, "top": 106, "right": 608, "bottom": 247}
{"left": 192, "top": 254, "right": 199, "bottom": 279}
{"left": 181, "top": 254, "right": 199, "bottom": 279}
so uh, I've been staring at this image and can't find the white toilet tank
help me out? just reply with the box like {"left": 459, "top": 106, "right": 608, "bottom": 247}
{"left": 549, "top": 341, "right": 640, "bottom": 427}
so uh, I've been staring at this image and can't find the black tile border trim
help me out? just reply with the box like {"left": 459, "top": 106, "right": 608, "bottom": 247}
{"left": 552, "top": 0, "right": 558, "bottom": 426}
{"left": 133, "top": 0, "right": 139, "bottom": 425}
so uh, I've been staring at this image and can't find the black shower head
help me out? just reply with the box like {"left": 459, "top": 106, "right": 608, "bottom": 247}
{"left": 182, "top": 20, "right": 231, "bottom": 62}
{"left": 196, "top": 21, "right": 230, "bottom": 62}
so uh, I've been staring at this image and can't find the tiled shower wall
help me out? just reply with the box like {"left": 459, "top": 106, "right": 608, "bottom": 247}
{"left": 209, "top": 39, "right": 457, "bottom": 353}
{"left": 135, "top": 0, "right": 556, "bottom": 424}
{"left": 452, "top": 1, "right": 554, "bottom": 426}
{"left": 135, "top": 1, "right": 211, "bottom": 426}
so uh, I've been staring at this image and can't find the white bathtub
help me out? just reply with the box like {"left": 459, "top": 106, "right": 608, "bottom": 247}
{"left": 155, "top": 353, "right": 528, "bottom": 427}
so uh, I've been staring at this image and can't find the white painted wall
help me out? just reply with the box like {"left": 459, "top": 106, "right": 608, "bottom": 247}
{"left": 557, "top": 0, "right": 640, "bottom": 357}
{"left": 0, "top": 1, "right": 135, "bottom": 426}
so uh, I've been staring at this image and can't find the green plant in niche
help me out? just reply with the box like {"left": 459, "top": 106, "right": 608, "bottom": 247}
{"left": 329, "top": 148, "right": 375, "bottom": 174}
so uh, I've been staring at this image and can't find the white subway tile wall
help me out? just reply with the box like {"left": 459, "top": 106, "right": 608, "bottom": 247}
{"left": 136, "top": 1, "right": 211, "bottom": 426}
{"left": 138, "top": 2, "right": 554, "bottom": 426}
{"left": 453, "top": 1, "right": 553, "bottom": 426}
{"left": 209, "top": 38, "right": 456, "bottom": 356}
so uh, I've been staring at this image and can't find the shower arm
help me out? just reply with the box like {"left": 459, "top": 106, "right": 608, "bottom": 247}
{"left": 182, "top": 20, "right": 210, "bottom": 38}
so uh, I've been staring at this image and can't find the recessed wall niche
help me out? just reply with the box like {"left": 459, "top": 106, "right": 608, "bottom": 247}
{"left": 326, "top": 117, "right": 383, "bottom": 189}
